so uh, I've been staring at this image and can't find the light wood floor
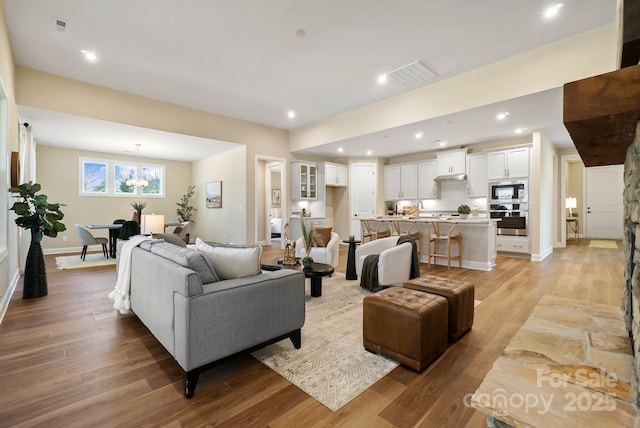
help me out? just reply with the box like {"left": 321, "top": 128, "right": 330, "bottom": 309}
{"left": 0, "top": 239, "right": 624, "bottom": 427}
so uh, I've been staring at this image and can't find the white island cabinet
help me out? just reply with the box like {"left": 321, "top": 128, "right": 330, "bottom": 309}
{"left": 361, "top": 217, "right": 497, "bottom": 271}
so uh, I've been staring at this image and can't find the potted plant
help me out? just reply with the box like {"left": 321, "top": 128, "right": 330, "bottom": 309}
{"left": 176, "top": 185, "right": 196, "bottom": 222}
{"left": 300, "top": 219, "right": 318, "bottom": 267}
{"left": 130, "top": 201, "right": 147, "bottom": 223}
{"left": 457, "top": 204, "right": 471, "bottom": 219}
{"left": 9, "top": 182, "right": 66, "bottom": 298}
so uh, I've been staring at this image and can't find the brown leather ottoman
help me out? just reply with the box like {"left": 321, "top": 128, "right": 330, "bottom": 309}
{"left": 404, "top": 275, "right": 474, "bottom": 342}
{"left": 363, "top": 287, "right": 448, "bottom": 372}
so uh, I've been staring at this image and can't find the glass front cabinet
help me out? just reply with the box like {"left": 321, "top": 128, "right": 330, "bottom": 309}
{"left": 291, "top": 161, "right": 317, "bottom": 200}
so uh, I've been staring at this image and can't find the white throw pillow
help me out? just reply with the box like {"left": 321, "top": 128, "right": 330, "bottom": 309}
{"left": 195, "top": 237, "right": 262, "bottom": 280}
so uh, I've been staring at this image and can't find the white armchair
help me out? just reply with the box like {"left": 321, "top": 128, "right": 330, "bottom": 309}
{"left": 355, "top": 236, "right": 413, "bottom": 286}
{"left": 295, "top": 232, "right": 340, "bottom": 267}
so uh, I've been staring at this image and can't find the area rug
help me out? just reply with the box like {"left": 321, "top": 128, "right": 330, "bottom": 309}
{"left": 588, "top": 240, "right": 619, "bottom": 249}
{"left": 55, "top": 253, "right": 116, "bottom": 269}
{"left": 252, "top": 273, "right": 400, "bottom": 412}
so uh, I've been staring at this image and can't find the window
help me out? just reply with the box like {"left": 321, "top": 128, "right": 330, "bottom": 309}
{"left": 79, "top": 157, "right": 165, "bottom": 197}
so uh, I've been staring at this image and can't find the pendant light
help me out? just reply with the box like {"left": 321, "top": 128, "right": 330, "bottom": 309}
{"left": 125, "top": 144, "right": 149, "bottom": 188}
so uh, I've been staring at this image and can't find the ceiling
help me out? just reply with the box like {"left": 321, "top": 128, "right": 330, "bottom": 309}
{"left": 3, "top": 0, "right": 619, "bottom": 161}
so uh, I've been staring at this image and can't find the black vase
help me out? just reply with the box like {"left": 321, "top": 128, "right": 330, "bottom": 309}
{"left": 23, "top": 229, "right": 47, "bottom": 299}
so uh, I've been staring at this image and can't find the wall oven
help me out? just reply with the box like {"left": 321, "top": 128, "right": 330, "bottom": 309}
{"left": 489, "top": 203, "right": 528, "bottom": 236}
{"left": 489, "top": 180, "right": 527, "bottom": 203}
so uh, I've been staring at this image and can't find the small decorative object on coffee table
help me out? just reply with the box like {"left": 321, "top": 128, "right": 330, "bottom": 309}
{"left": 282, "top": 222, "right": 298, "bottom": 266}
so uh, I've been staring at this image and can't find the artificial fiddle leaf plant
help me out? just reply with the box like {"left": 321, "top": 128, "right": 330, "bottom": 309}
{"left": 9, "top": 182, "right": 66, "bottom": 298}
{"left": 10, "top": 182, "right": 66, "bottom": 241}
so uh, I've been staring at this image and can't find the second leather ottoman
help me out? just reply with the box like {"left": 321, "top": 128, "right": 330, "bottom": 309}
{"left": 363, "top": 287, "right": 448, "bottom": 372}
{"left": 404, "top": 275, "right": 474, "bottom": 342}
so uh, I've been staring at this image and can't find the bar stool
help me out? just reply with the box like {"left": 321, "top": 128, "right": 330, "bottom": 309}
{"left": 427, "top": 221, "right": 462, "bottom": 269}
{"left": 360, "top": 219, "right": 375, "bottom": 243}
{"left": 398, "top": 219, "right": 422, "bottom": 258}
{"left": 374, "top": 219, "right": 396, "bottom": 239}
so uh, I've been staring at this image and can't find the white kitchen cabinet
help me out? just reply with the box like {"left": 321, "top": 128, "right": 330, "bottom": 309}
{"left": 467, "top": 153, "right": 487, "bottom": 197}
{"left": 436, "top": 149, "right": 466, "bottom": 176}
{"left": 487, "top": 147, "right": 530, "bottom": 180}
{"left": 496, "top": 236, "right": 530, "bottom": 254}
{"left": 418, "top": 160, "right": 438, "bottom": 199}
{"left": 384, "top": 163, "right": 418, "bottom": 200}
{"left": 289, "top": 217, "right": 325, "bottom": 240}
{"left": 324, "top": 162, "right": 348, "bottom": 187}
{"left": 291, "top": 161, "right": 317, "bottom": 200}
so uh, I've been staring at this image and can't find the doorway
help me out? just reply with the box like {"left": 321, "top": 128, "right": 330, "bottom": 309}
{"left": 585, "top": 165, "right": 624, "bottom": 239}
{"left": 255, "top": 156, "right": 286, "bottom": 247}
{"left": 350, "top": 162, "right": 377, "bottom": 239}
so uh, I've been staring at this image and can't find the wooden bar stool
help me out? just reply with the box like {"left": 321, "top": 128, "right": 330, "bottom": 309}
{"left": 427, "top": 221, "right": 462, "bottom": 269}
{"left": 398, "top": 219, "right": 422, "bottom": 258}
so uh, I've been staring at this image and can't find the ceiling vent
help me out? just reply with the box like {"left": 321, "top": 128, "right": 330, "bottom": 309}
{"left": 387, "top": 61, "right": 437, "bottom": 87}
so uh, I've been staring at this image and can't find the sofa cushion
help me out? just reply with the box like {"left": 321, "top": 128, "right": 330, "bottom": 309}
{"left": 195, "top": 238, "right": 262, "bottom": 280}
{"left": 313, "top": 227, "right": 332, "bottom": 247}
{"left": 152, "top": 232, "right": 187, "bottom": 247}
{"left": 150, "top": 242, "right": 219, "bottom": 283}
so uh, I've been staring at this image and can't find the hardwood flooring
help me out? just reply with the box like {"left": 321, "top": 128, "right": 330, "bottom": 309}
{"left": 0, "top": 239, "right": 624, "bottom": 427}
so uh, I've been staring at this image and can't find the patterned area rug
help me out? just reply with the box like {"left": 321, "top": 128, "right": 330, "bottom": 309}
{"left": 56, "top": 253, "right": 116, "bottom": 269}
{"left": 252, "top": 273, "right": 399, "bottom": 412}
{"left": 588, "top": 240, "right": 619, "bottom": 249}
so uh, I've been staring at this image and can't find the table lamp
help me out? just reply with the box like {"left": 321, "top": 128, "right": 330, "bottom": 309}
{"left": 565, "top": 197, "right": 577, "bottom": 217}
{"left": 141, "top": 214, "right": 165, "bottom": 235}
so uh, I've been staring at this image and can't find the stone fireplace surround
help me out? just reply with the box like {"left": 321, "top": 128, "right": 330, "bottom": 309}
{"left": 623, "top": 121, "right": 640, "bottom": 410}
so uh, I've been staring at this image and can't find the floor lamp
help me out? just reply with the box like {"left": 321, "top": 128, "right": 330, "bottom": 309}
{"left": 566, "top": 197, "right": 577, "bottom": 218}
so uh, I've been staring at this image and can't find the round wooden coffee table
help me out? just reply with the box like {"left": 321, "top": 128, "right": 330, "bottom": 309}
{"left": 261, "top": 258, "right": 334, "bottom": 297}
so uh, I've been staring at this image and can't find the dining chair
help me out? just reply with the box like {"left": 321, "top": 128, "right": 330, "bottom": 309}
{"left": 75, "top": 224, "right": 108, "bottom": 261}
{"left": 427, "top": 221, "right": 462, "bottom": 269}
{"left": 118, "top": 221, "right": 140, "bottom": 240}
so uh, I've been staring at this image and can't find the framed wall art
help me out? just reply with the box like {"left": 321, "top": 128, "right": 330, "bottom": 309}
{"left": 206, "top": 181, "right": 222, "bottom": 208}
{"left": 272, "top": 188, "right": 281, "bottom": 206}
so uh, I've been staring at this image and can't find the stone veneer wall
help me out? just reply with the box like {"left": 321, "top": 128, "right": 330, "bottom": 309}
{"left": 623, "top": 121, "right": 640, "bottom": 409}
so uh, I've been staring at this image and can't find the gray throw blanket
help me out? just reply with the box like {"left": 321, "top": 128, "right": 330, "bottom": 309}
{"left": 360, "top": 236, "right": 420, "bottom": 291}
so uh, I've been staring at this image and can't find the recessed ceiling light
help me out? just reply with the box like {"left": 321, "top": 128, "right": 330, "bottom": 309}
{"left": 496, "top": 112, "right": 510, "bottom": 120}
{"left": 294, "top": 29, "right": 306, "bottom": 37}
{"left": 377, "top": 74, "right": 388, "bottom": 84}
{"left": 337, "top": 147, "right": 343, "bottom": 153}
{"left": 439, "top": 141, "right": 447, "bottom": 147}
{"left": 287, "top": 110, "right": 296, "bottom": 119}
{"left": 544, "top": 3, "right": 563, "bottom": 18}
{"left": 515, "top": 127, "right": 527, "bottom": 134}
{"left": 414, "top": 131, "right": 424, "bottom": 139}
{"left": 366, "top": 150, "right": 373, "bottom": 156}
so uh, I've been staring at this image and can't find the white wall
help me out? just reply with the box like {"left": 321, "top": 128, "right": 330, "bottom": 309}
{"left": 192, "top": 146, "right": 247, "bottom": 244}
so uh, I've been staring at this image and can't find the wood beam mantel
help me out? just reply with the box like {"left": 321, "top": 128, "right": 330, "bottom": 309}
{"left": 563, "top": 65, "right": 640, "bottom": 167}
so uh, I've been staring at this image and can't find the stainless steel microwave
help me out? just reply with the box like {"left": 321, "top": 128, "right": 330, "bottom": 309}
{"left": 489, "top": 180, "right": 528, "bottom": 203}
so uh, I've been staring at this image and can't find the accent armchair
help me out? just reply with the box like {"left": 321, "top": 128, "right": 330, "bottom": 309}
{"left": 295, "top": 231, "right": 340, "bottom": 267}
{"left": 355, "top": 236, "right": 413, "bottom": 286}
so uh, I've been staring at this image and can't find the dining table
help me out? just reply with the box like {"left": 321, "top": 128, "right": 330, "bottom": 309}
{"left": 87, "top": 221, "right": 181, "bottom": 258}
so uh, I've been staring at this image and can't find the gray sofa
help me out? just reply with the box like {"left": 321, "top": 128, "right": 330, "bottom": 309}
{"left": 128, "top": 242, "right": 305, "bottom": 398}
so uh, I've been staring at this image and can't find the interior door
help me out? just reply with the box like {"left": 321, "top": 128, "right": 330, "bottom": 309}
{"left": 350, "top": 163, "right": 377, "bottom": 239}
{"left": 585, "top": 165, "right": 623, "bottom": 239}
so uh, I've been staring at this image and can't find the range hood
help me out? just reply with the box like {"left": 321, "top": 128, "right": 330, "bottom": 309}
{"left": 434, "top": 173, "right": 468, "bottom": 182}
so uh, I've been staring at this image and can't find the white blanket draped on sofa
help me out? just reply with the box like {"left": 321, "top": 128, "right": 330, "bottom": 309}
{"left": 108, "top": 235, "right": 153, "bottom": 314}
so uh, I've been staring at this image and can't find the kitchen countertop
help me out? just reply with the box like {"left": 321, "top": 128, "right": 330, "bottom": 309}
{"left": 365, "top": 215, "right": 497, "bottom": 225}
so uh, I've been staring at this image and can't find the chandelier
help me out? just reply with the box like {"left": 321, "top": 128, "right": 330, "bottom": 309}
{"left": 126, "top": 144, "right": 149, "bottom": 188}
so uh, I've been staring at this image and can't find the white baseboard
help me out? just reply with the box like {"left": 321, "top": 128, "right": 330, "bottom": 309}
{"left": 531, "top": 246, "right": 553, "bottom": 262}
{"left": 0, "top": 268, "right": 20, "bottom": 325}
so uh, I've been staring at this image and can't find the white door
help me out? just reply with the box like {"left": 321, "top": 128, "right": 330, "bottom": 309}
{"left": 351, "top": 163, "right": 377, "bottom": 239}
{"left": 585, "top": 165, "right": 623, "bottom": 239}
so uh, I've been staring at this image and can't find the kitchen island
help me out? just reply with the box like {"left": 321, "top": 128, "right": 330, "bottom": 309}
{"left": 360, "top": 216, "right": 497, "bottom": 271}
